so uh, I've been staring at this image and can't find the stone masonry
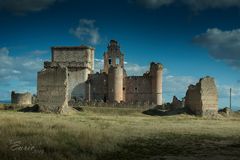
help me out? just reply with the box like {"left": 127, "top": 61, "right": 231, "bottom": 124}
{"left": 11, "top": 91, "right": 32, "bottom": 105}
{"left": 37, "top": 40, "right": 164, "bottom": 113}
{"left": 36, "top": 40, "right": 219, "bottom": 114}
{"left": 37, "top": 67, "right": 68, "bottom": 113}
{"left": 171, "top": 96, "right": 183, "bottom": 109}
{"left": 87, "top": 40, "right": 163, "bottom": 105}
{"left": 185, "top": 76, "right": 218, "bottom": 116}
{"left": 37, "top": 46, "right": 94, "bottom": 113}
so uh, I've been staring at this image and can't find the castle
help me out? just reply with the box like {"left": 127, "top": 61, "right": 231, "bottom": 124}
{"left": 37, "top": 40, "right": 163, "bottom": 113}
{"left": 9, "top": 40, "right": 219, "bottom": 116}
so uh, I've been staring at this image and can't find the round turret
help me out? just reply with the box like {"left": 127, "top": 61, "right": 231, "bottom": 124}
{"left": 108, "top": 66, "right": 123, "bottom": 103}
{"left": 11, "top": 91, "right": 32, "bottom": 105}
{"left": 150, "top": 62, "right": 163, "bottom": 105}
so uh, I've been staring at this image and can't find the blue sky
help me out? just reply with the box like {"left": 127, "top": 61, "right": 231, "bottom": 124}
{"left": 0, "top": 0, "right": 240, "bottom": 110}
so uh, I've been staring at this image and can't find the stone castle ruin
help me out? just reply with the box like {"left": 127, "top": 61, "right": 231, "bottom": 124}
{"left": 30, "top": 40, "right": 219, "bottom": 115}
{"left": 185, "top": 76, "right": 218, "bottom": 116}
{"left": 11, "top": 91, "right": 32, "bottom": 105}
{"left": 37, "top": 40, "right": 163, "bottom": 113}
{"left": 170, "top": 96, "right": 184, "bottom": 110}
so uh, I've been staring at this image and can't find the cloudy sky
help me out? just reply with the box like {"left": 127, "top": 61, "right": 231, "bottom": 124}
{"left": 0, "top": 0, "right": 240, "bottom": 110}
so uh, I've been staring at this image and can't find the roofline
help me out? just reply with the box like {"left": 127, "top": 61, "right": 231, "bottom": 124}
{"left": 51, "top": 45, "right": 95, "bottom": 50}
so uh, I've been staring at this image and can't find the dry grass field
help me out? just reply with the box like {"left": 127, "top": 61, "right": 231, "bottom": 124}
{"left": 0, "top": 106, "right": 240, "bottom": 160}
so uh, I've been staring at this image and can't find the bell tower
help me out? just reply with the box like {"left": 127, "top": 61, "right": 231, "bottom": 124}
{"left": 103, "top": 40, "right": 124, "bottom": 74}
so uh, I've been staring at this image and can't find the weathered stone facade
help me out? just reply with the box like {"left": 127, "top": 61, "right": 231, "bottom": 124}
{"left": 124, "top": 76, "right": 152, "bottom": 104}
{"left": 185, "top": 76, "right": 218, "bottom": 116}
{"left": 87, "top": 40, "right": 163, "bottom": 105}
{"left": 37, "top": 40, "right": 163, "bottom": 113}
{"left": 11, "top": 91, "right": 32, "bottom": 105}
{"left": 103, "top": 40, "right": 124, "bottom": 74}
{"left": 37, "top": 67, "right": 68, "bottom": 113}
{"left": 37, "top": 46, "right": 94, "bottom": 113}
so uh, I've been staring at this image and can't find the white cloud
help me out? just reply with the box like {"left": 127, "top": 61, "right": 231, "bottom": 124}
{"left": 70, "top": 19, "right": 101, "bottom": 45}
{"left": 135, "top": 0, "right": 175, "bottom": 9}
{"left": 217, "top": 84, "right": 240, "bottom": 109}
{"left": 183, "top": 0, "right": 240, "bottom": 11}
{"left": 133, "top": 0, "right": 240, "bottom": 11}
{"left": 193, "top": 28, "right": 240, "bottom": 70}
{"left": 217, "top": 84, "right": 240, "bottom": 98}
{"left": 94, "top": 58, "right": 149, "bottom": 76}
{"left": 94, "top": 59, "right": 149, "bottom": 75}
{"left": 0, "top": 0, "right": 59, "bottom": 15}
{"left": 0, "top": 47, "right": 43, "bottom": 100}
{"left": 125, "top": 63, "right": 149, "bottom": 76}
{"left": 163, "top": 75, "right": 198, "bottom": 102}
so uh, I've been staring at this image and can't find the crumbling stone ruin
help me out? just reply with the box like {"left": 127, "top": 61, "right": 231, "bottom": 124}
{"left": 37, "top": 40, "right": 163, "bottom": 113}
{"left": 185, "top": 76, "right": 218, "bottom": 116}
{"left": 11, "top": 91, "right": 32, "bottom": 105}
{"left": 170, "top": 96, "right": 184, "bottom": 110}
{"left": 37, "top": 45, "right": 94, "bottom": 113}
{"left": 37, "top": 67, "right": 69, "bottom": 113}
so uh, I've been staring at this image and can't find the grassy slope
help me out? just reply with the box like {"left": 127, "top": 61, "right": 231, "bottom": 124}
{"left": 0, "top": 107, "right": 240, "bottom": 160}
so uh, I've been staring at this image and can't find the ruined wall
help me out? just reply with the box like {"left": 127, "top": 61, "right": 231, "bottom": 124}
{"left": 200, "top": 77, "right": 218, "bottom": 115}
{"left": 51, "top": 46, "right": 94, "bottom": 71}
{"left": 171, "top": 96, "right": 184, "bottom": 109}
{"left": 122, "top": 62, "right": 163, "bottom": 105}
{"left": 124, "top": 76, "right": 152, "bottom": 103}
{"left": 68, "top": 68, "right": 91, "bottom": 101}
{"left": 42, "top": 46, "right": 95, "bottom": 102}
{"left": 86, "top": 73, "right": 108, "bottom": 102}
{"left": 37, "top": 67, "right": 68, "bottom": 113}
{"left": 185, "top": 77, "right": 218, "bottom": 116}
{"left": 11, "top": 91, "right": 32, "bottom": 105}
{"left": 185, "top": 84, "right": 202, "bottom": 114}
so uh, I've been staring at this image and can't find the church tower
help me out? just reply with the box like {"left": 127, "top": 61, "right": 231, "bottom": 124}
{"left": 103, "top": 40, "right": 124, "bottom": 74}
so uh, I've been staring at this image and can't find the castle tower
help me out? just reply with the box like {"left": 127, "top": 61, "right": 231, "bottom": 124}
{"left": 150, "top": 62, "right": 163, "bottom": 105}
{"left": 103, "top": 40, "right": 124, "bottom": 74}
{"left": 108, "top": 66, "right": 123, "bottom": 103}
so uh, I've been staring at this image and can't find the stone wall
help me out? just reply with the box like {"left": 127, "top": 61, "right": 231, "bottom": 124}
{"left": 87, "top": 71, "right": 160, "bottom": 105}
{"left": 37, "top": 67, "right": 68, "bottom": 113}
{"left": 185, "top": 76, "right": 218, "bottom": 116}
{"left": 124, "top": 76, "right": 152, "bottom": 104}
{"left": 11, "top": 91, "right": 32, "bottom": 105}
{"left": 40, "top": 46, "right": 95, "bottom": 102}
{"left": 200, "top": 77, "right": 218, "bottom": 115}
{"left": 86, "top": 73, "right": 108, "bottom": 102}
{"left": 51, "top": 46, "right": 94, "bottom": 71}
{"left": 171, "top": 96, "right": 183, "bottom": 109}
{"left": 68, "top": 68, "right": 91, "bottom": 101}
{"left": 85, "top": 61, "right": 163, "bottom": 105}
